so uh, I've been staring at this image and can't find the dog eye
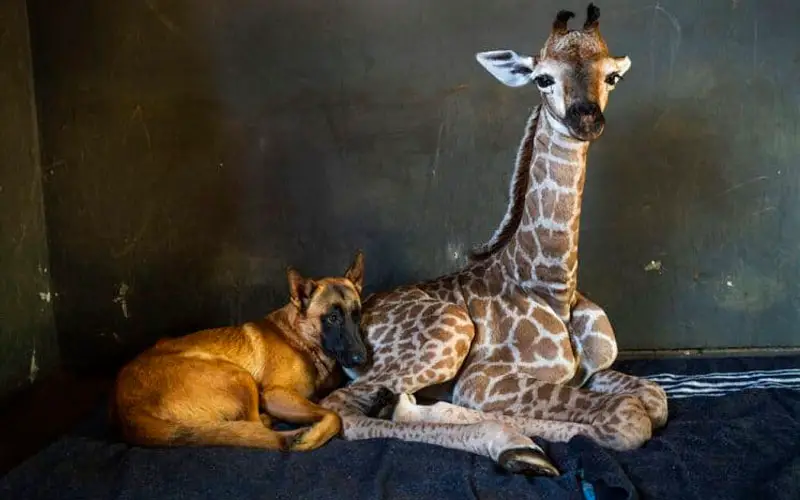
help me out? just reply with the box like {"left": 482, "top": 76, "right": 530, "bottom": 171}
{"left": 326, "top": 311, "right": 342, "bottom": 326}
{"left": 605, "top": 72, "right": 623, "bottom": 85}
{"left": 533, "top": 74, "right": 555, "bottom": 88}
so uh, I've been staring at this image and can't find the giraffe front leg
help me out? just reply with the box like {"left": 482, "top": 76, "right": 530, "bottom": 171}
{"left": 322, "top": 382, "right": 559, "bottom": 477}
{"left": 568, "top": 292, "right": 619, "bottom": 387}
{"left": 569, "top": 294, "right": 668, "bottom": 428}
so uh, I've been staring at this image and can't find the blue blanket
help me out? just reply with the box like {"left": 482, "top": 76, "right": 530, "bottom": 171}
{"left": 2, "top": 355, "right": 799, "bottom": 500}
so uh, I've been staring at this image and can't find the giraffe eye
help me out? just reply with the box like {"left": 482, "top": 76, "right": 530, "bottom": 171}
{"left": 533, "top": 74, "right": 555, "bottom": 88}
{"left": 605, "top": 72, "right": 623, "bottom": 85}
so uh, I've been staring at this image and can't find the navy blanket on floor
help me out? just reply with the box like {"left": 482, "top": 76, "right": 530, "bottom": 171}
{"left": 2, "top": 355, "right": 799, "bottom": 500}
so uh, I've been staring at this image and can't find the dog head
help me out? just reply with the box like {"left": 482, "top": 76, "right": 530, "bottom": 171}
{"left": 287, "top": 250, "right": 368, "bottom": 369}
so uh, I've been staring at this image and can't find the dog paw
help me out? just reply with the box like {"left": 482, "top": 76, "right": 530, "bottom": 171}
{"left": 279, "top": 428, "right": 309, "bottom": 451}
{"left": 289, "top": 424, "right": 339, "bottom": 452}
{"left": 288, "top": 430, "right": 309, "bottom": 450}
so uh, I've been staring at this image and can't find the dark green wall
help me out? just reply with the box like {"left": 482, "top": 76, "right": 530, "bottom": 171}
{"left": 0, "top": 0, "right": 58, "bottom": 398}
{"left": 26, "top": 0, "right": 800, "bottom": 372}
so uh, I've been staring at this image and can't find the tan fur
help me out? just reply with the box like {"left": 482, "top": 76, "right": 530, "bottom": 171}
{"left": 111, "top": 253, "right": 365, "bottom": 452}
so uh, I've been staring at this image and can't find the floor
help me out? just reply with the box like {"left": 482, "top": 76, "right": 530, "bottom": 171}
{"left": 3, "top": 348, "right": 798, "bottom": 477}
{"left": 0, "top": 370, "right": 112, "bottom": 476}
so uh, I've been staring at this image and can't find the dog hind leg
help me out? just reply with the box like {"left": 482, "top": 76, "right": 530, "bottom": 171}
{"left": 261, "top": 387, "right": 341, "bottom": 451}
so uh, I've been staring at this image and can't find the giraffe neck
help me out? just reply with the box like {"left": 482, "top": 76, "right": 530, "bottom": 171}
{"left": 496, "top": 108, "right": 590, "bottom": 320}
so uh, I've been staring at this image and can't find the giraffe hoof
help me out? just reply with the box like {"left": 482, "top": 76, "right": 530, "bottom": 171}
{"left": 498, "top": 448, "right": 560, "bottom": 477}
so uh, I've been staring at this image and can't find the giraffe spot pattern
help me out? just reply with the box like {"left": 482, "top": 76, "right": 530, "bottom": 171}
{"left": 491, "top": 377, "right": 521, "bottom": 397}
{"left": 317, "top": 94, "right": 667, "bottom": 458}
{"left": 535, "top": 264, "right": 569, "bottom": 284}
{"left": 537, "top": 229, "right": 571, "bottom": 261}
{"left": 553, "top": 192, "right": 577, "bottom": 225}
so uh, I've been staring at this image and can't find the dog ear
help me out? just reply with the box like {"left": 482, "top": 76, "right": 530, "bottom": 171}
{"left": 344, "top": 250, "right": 364, "bottom": 293}
{"left": 287, "top": 267, "right": 317, "bottom": 312}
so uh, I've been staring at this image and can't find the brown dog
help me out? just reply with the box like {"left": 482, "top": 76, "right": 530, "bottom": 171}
{"left": 110, "top": 251, "right": 368, "bottom": 452}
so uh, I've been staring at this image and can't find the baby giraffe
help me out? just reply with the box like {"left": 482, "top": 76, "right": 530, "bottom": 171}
{"left": 321, "top": 4, "right": 667, "bottom": 476}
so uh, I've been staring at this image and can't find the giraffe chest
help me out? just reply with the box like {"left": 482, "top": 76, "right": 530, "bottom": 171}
{"left": 466, "top": 283, "right": 579, "bottom": 385}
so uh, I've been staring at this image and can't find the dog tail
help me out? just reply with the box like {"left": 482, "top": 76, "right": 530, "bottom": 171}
{"left": 122, "top": 413, "right": 287, "bottom": 450}
{"left": 175, "top": 421, "right": 288, "bottom": 450}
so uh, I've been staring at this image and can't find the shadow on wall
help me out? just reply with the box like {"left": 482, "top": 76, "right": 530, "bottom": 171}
{"left": 29, "top": 0, "right": 800, "bottom": 373}
{"left": 580, "top": 96, "right": 776, "bottom": 347}
{"left": 29, "top": 1, "right": 239, "bottom": 372}
{"left": 195, "top": 7, "right": 427, "bottom": 320}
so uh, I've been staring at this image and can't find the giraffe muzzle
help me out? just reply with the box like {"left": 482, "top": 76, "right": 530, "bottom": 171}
{"left": 565, "top": 102, "right": 605, "bottom": 141}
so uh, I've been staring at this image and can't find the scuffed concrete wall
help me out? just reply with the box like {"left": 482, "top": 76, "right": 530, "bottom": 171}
{"left": 24, "top": 0, "right": 800, "bottom": 373}
{"left": 0, "top": 0, "right": 58, "bottom": 398}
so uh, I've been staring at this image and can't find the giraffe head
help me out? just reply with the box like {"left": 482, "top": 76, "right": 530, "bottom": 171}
{"left": 476, "top": 3, "right": 630, "bottom": 141}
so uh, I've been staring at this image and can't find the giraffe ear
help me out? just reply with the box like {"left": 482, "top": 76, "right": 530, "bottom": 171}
{"left": 475, "top": 50, "right": 537, "bottom": 88}
{"left": 612, "top": 56, "right": 632, "bottom": 77}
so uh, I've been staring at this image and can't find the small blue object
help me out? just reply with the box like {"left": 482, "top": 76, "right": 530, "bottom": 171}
{"left": 577, "top": 468, "right": 597, "bottom": 500}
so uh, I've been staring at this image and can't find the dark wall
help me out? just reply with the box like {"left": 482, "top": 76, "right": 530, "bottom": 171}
{"left": 26, "top": 0, "right": 800, "bottom": 372}
{"left": 0, "top": 0, "right": 58, "bottom": 398}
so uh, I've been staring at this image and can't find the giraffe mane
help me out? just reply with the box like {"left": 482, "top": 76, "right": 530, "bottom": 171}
{"left": 469, "top": 105, "right": 541, "bottom": 262}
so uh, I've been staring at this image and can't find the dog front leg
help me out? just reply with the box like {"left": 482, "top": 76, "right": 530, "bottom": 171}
{"left": 261, "top": 387, "right": 341, "bottom": 452}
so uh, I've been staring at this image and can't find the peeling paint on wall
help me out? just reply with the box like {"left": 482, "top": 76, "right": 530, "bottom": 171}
{"left": 0, "top": 0, "right": 58, "bottom": 399}
{"left": 28, "top": 347, "right": 39, "bottom": 383}
{"left": 113, "top": 282, "right": 130, "bottom": 319}
{"left": 715, "top": 267, "right": 784, "bottom": 314}
{"left": 644, "top": 260, "right": 663, "bottom": 274}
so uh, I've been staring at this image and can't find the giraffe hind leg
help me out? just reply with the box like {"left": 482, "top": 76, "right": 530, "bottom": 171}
{"left": 324, "top": 295, "right": 560, "bottom": 474}
{"left": 498, "top": 449, "right": 560, "bottom": 477}
{"left": 323, "top": 382, "right": 560, "bottom": 477}
{"left": 392, "top": 393, "right": 638, "bottom": 454}
{"left": 452, "top": 364, "right": 653, "bottom": 451}
{"left": 321, "top": 295, "right": 558, "bottom": 475}
{"left": 391, "top": 393, "right": 559, "bottom": 476}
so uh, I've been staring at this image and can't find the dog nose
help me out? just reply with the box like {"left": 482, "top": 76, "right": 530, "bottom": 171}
{"left": 349, "top": 353, "right": 365, "bottom": 366}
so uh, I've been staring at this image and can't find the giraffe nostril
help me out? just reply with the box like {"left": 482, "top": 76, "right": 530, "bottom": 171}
{"left": 565, "top": 102, "right": 605, "bottom": 139}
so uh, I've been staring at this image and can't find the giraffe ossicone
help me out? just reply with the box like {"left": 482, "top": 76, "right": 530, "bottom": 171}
{"left": 321, "top": 3, "right": 668, "bottom": 476}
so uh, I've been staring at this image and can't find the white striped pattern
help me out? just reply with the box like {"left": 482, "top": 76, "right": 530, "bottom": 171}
{"left": 643, "top": 368, "right": 800, "bottom": 399}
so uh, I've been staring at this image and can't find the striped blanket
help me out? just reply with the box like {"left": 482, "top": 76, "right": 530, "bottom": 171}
{"left": 645, "top": 367, "right": 800, "bottom": 399}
